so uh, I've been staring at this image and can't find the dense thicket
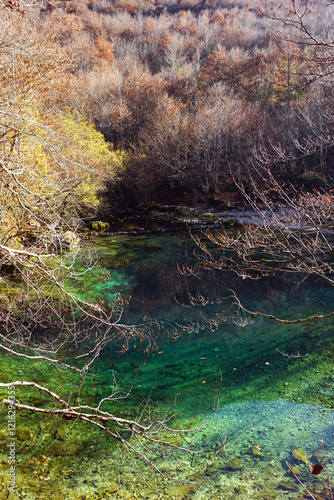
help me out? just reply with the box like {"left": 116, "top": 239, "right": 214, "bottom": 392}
{"left": 30, "top": 0, "right": 334, "bottom": 212}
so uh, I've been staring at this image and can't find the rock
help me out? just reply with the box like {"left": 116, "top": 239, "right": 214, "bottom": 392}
{"left": 225, "top": 457, "right": 242, "bottom": 471}
{"left": 289, "top": 465, "right": 301, "bottom": 475}
{"left": 167, "top": 484, "right": 198, "bottom": 498}
{"left": 49, "top": 440, "right": 83, "bottom": 456}
{"left": 291, "top": 448, "right": 308, "bottom": 464}
{"left": 277, "top": 480, "right": 299, "bottom": 491}
{"left": 90, "top": 221, "right": 110, "bottom": 233}
{"left": 50, "top": 493, "right": 65, "bottom": 500}
{"left": 313, "top": 483, "right": 329, "bottom": 494}
{"left": 262, "top": 465, "right": 277, "bottom": 480}
{"left": 16, "top": 428, "right": 31, "bottom": 441}
{"left": 204, "top": 462, "right": 218, "bottom": 476}
{"left": 7, "top": 493, "right": 20, "bottom": 500}
{"left": 52, "top": 427, "right": 66, "bottom": 441}
{"left": 311, "top": 449, "right": 326, "bottom": 463}
{"left": 251, "top": 445, "right": 265, "bottom": 458}
{"left": 188, "top": 470, "right": 201, "bottom": 481}
{"left": 234, "top": 485, "right": 248, "bottom": 494}
{"left": 146, "top": 494, "right": 160, "bottom": 500}
{"left": 111, "top": 489, "right": 133, "bottom": 499}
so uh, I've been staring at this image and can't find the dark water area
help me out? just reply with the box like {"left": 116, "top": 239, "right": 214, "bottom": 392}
{"left": 1, "top": 231, "right": 334, "bottom": 499}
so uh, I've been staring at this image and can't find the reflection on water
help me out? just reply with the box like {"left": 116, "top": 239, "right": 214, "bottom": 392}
{"left": 0, "top": 233, "right": 333, "bottom": 499}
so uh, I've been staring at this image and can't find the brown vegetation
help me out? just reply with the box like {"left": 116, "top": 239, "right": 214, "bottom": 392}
{"left": 28, "top": 0, "right": 333, "bottom": 210}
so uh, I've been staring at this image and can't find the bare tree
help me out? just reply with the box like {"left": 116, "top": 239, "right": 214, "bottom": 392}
{"left": 269, "top": 0, "right": 334, "bottom": 85}
{"left": 0, "top": 5, "right": 204, "bottom": 480}
{"left": 183, "top": 1, "right": 334, "bottom": 328}
{"left": 138, "top": 93, "right": 192, "bottom": 189}
{"left": 183, "top": 165, "right": 334, "bottom": 326}
{"left": 191, "top": 83, "right": 249, "bottom": 195}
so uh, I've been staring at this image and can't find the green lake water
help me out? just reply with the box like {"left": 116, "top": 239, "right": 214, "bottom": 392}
{"left": 0, "top": 232, "right": 334, "bottom": 499}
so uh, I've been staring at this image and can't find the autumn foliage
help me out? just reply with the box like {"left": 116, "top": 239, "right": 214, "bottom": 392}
{"left": 1, "top": 0, "right": 334, "bottom": 220}
{"left": 24, "top": 0, "right": 330, "bottom": 209}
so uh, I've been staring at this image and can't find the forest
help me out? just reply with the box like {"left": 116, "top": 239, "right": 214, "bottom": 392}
{"left": 4, "top": 0, "right": 332, "bottom": 216}
{"left": 3, "top": 0, "right": 333, "bottom": 337}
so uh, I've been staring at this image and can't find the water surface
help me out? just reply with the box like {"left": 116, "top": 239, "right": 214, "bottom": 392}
{"left": 0, "top": 232, "right": 333, "bottom": 499}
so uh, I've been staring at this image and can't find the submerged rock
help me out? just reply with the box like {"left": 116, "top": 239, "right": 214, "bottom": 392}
{"left": 289, "top": 465, "right": 301, "bottom": 475}
{"left": 251, "top": 445, "right": 265, "bottom": 458}
{"left": 277, "top": 480, "right": 299, "bottom": 491}
{"left": 311, "top": 448, "right": 326, "bottom": 463}
{"left": 225, "top": 457, "right": 242, "bottom": 471}
{"left": 167, "top": 483, "right": 198, "bottom": 498}
{"left": 262, "top": 465, "right": 278, "bottom": 480}
{"left": 49, "top": 440, "right": 83, "bottom": 456}
{"left": 52, "top": 427, "right": 66, "bottom": 441}
{"left": 254, "top": 494, "right": 278, "bottom": 500}
{"left": 188, "top": 470, "right": 201, "bottom": 481}
{"left": 291, "top": 447, "right": 308, "bottom": 464}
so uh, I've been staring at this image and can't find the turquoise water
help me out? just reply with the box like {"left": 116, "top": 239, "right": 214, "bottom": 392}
{"left": 0, "top": 233, "right": 333, "bottom": 499}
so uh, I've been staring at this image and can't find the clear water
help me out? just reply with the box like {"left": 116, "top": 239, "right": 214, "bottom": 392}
{"left": 0, "top": 233, "right": 334, "bottom": 499}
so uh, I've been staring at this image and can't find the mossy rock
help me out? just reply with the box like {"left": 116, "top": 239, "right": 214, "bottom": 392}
{"left": 223, "top": 218, "right": 239, "bottom": 227}
{"left": 291, "top": 447, "right": 308, "bottom": 464}
{"left": 296, "top": 171, "right": 328, "bottom": 190}
{"left": 52, "top": 427, "right": 66, "bottom": 441}
{"left": 49, "top": 440, "right": 83, "bottom": 456}
{"left": 251, "top": 445, "right": 265, "bottom": 458}
{"left": 90, "top": 221, "right": 110, "bottom": 232}
{"left": 289, "top": 465, "right": 301, "bottom": 475}
{"left": 234, "top": 485, "right": 248, "bottom": 495}
{"left": 167, "top": 483, "right": 198, "bottom": 497}
{"left": 311, "top": 449, "right": 326, "bottom": 463}
{"left": 188, "top": 470, "right": 201, "bottom": 482}
{"left": 277, "top": 480, "right": 299, "bottom": 492}
{"left": 225, "top": 457, "right": 242, "bottom": 471}
{"left": 253, "top": 494, "right": 278, "bottom": 500}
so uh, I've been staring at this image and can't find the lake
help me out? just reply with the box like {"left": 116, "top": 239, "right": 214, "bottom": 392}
{"left": 0, "top": 232, "right": 333, "bottom": 499}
